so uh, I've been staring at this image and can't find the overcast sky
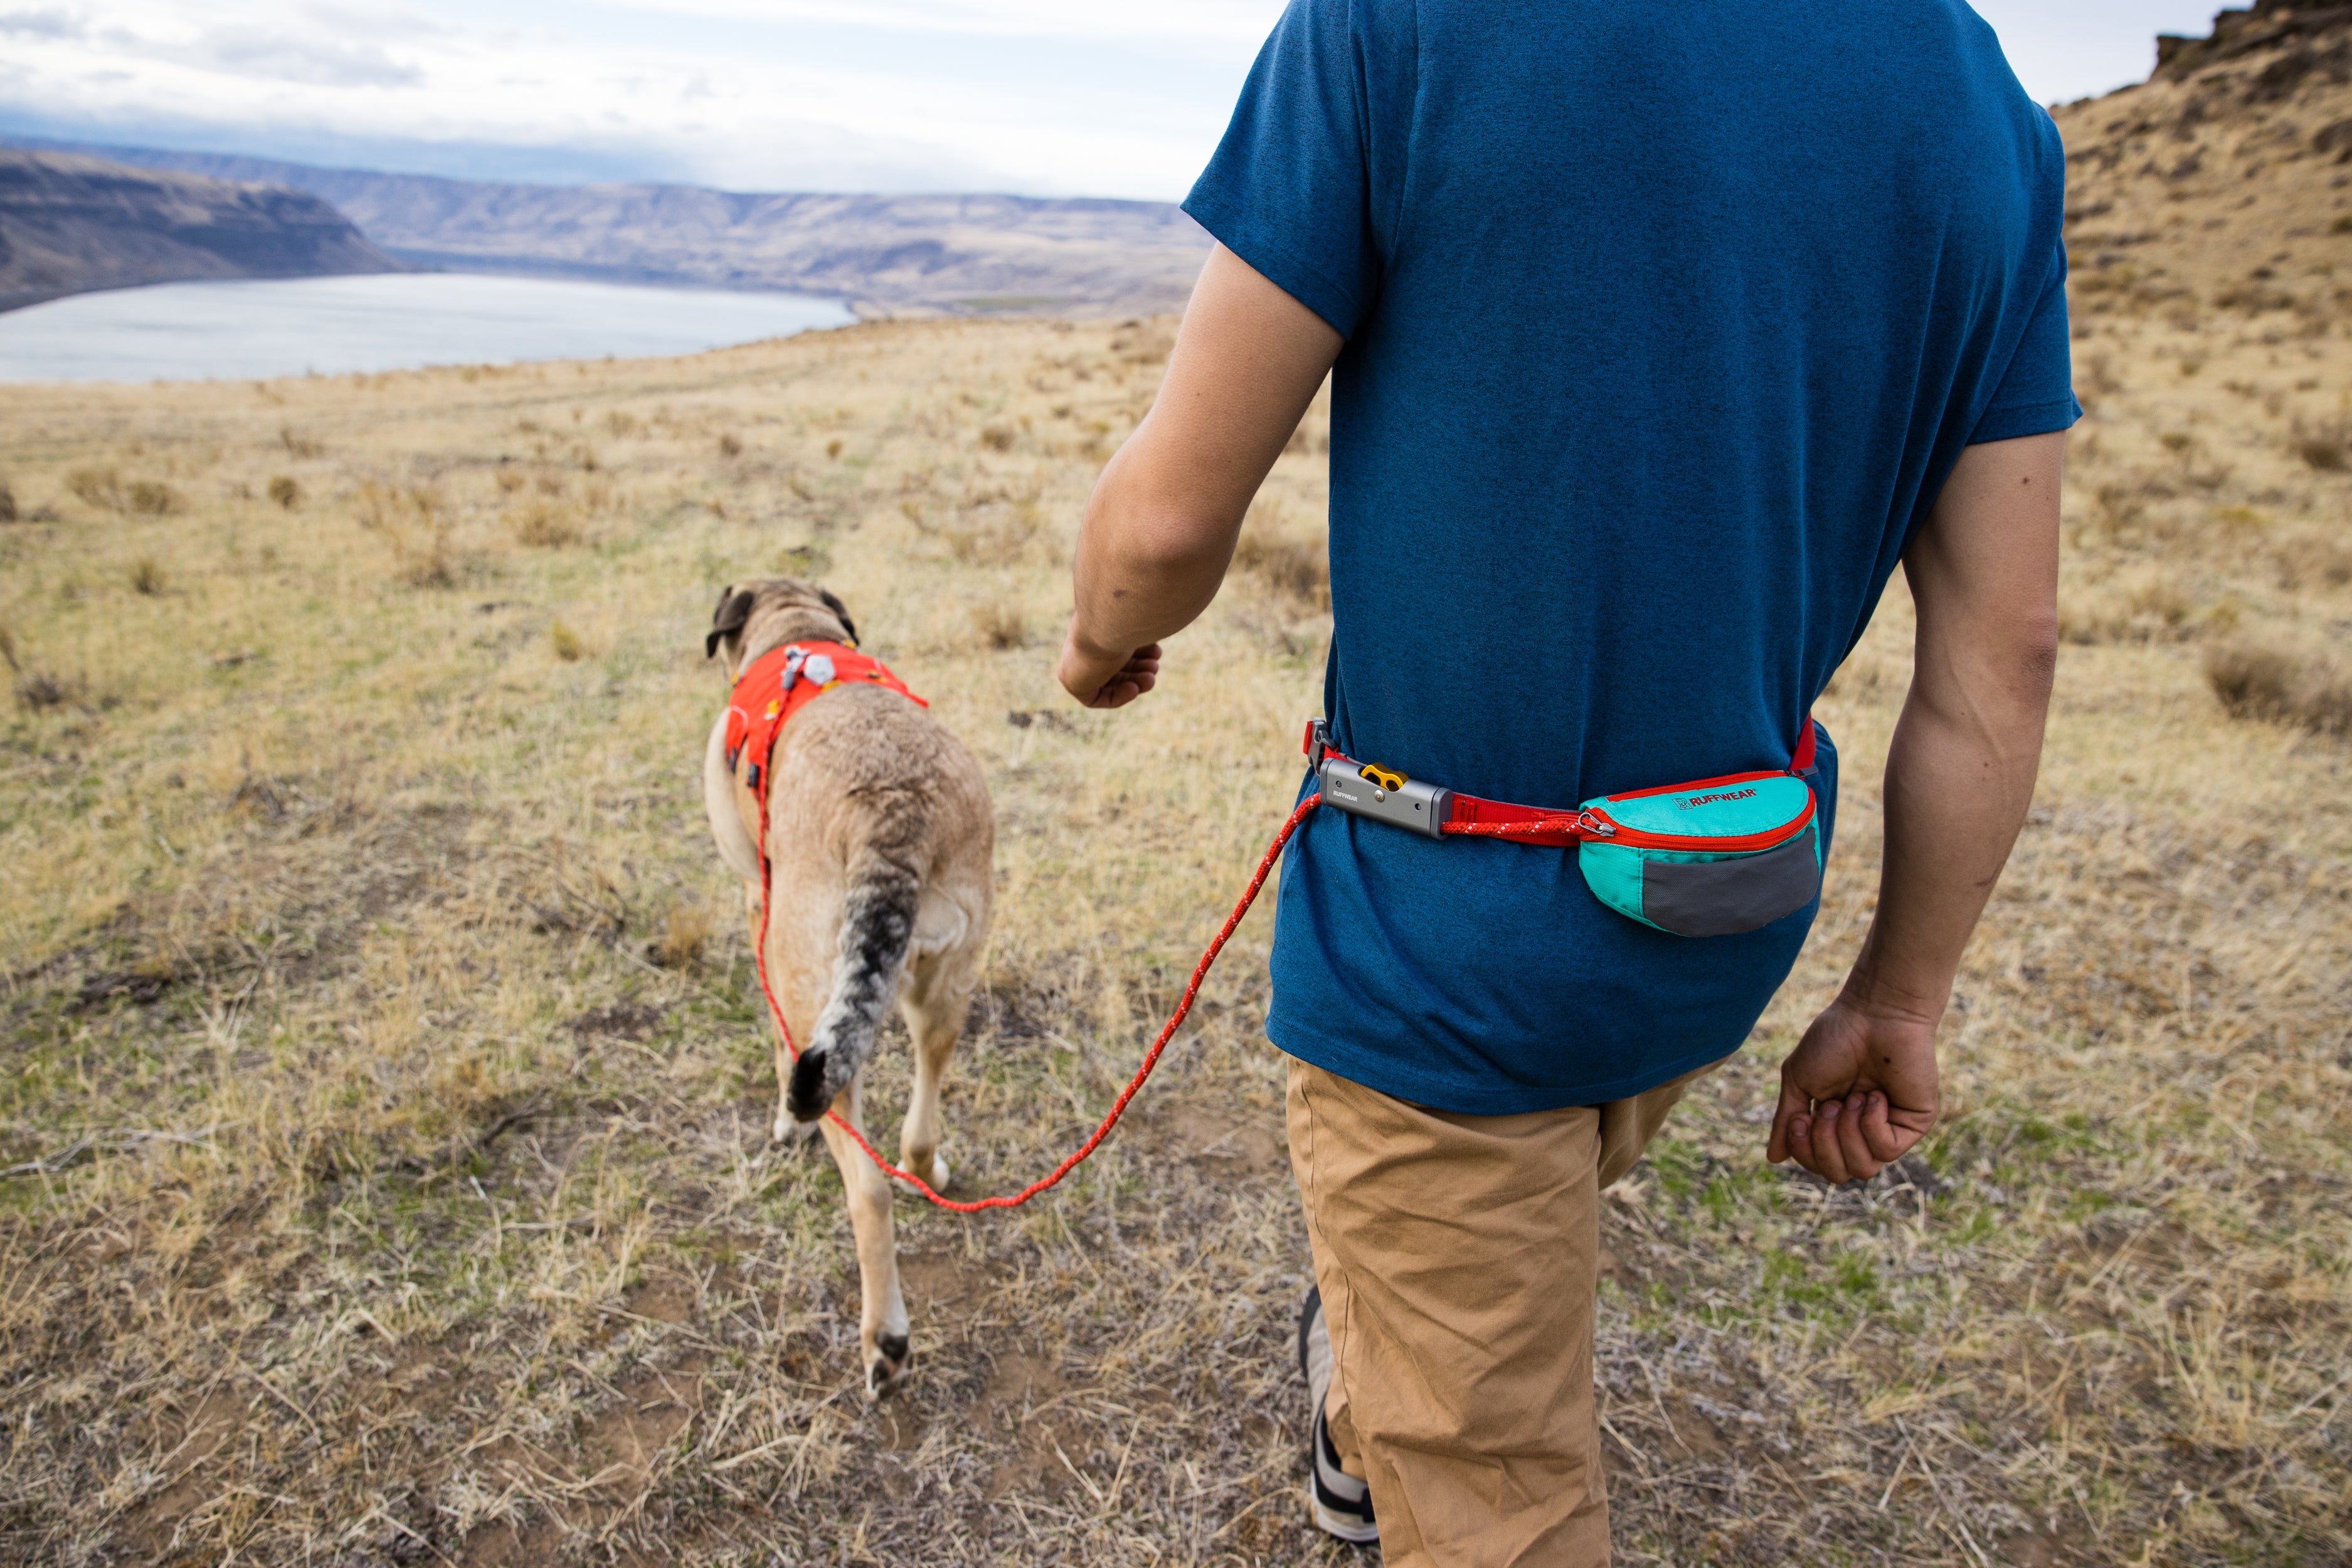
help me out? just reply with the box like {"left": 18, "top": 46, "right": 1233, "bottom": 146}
{"left": 0, "top": 1, "right": 2228, "bottom": 198}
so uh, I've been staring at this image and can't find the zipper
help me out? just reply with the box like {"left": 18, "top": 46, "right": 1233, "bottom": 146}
{"left": 1586, "top": 793, "right": 1816, "bottom": 852}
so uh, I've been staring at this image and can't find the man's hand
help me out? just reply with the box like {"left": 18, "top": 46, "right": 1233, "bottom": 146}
{"left": 1057, "top": 635, "right": 1162, "bottom": 709}
{"left": 1767, "top": 995, "right": 1940, "bottom": 1183}
{"left": 1059, "top": 243, "right": 1342, "bottom": 707}
{"left": 1764, "top": 430, "right": 2062, "bottom": 1182}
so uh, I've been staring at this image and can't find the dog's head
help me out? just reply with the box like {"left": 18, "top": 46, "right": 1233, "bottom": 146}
{"left": 705, "top": 579, "right": 859, "bottom": 675}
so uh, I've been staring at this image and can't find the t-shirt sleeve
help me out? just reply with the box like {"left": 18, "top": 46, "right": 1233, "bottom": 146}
{"left": 1969, "top": 238, "right": 2082, "bottom": 445}
{"left": 1181, "top": 0, "right": 1379, "bottom": 339}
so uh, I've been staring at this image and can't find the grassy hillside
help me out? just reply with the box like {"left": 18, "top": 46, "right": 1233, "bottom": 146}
{"left": 2, "top": 44, "right": 2350, "bottom": 1568}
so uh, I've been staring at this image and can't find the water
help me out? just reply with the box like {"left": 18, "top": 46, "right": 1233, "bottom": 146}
{"left": 0, "top": 272, "right": 857, "bottom": 383}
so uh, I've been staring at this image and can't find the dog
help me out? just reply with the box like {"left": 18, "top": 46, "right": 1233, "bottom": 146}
{"left": 702, "top": 579, "right": 994, "bottom": 1392}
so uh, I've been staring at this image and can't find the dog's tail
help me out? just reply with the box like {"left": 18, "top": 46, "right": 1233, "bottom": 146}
{"left": 785, "top": 855, "right": 920, "bottom": 1121}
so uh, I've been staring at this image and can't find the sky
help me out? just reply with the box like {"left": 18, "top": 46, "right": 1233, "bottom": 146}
{"left": 0, "top": 1, "right": 2231, "bottom": 199}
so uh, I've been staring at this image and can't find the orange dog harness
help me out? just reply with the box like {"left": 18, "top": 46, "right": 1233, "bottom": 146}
{"left": 724, "top": 640, "right": 927, "bottom": 810}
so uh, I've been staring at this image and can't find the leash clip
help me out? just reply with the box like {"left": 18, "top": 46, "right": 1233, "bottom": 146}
{"left": 1303, "top": 718, "right": 1330, "bottom": 770}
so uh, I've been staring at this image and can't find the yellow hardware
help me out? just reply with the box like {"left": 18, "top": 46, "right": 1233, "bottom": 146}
{"left": 1359, "top": 763, "right": 1406, "bottom": 792}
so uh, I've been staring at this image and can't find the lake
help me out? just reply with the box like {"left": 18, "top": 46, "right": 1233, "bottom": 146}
{"left": 0, "top": 273, "right": 857, "bottom": 383}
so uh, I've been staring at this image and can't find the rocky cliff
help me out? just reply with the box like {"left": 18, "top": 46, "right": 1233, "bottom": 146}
{"left": 0, "top": 151, "right": 401, "bottom": 314}
{"left": 2057, "top": 3, "right": 2352, "bottom": 322}
{"left": 4, "top": 143, "right": 1210, "bottom": 320}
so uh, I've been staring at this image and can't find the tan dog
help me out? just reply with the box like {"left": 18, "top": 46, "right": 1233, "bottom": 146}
{"left": 702, "top": 580, "right": 994, "bottom": 1392}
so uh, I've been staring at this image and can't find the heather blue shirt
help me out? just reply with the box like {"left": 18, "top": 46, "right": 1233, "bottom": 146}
{"left": 1186, "top": 0, "right": 2079, "bottom": 1113}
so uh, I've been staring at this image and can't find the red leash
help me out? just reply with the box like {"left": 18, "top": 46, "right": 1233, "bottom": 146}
{"left": 752, "top": 793, "right": 1322, "bottom": 1212}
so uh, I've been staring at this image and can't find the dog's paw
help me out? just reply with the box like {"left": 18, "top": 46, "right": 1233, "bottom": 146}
{"left": 785, "top": 1049, "right": 835, "bottom": 1123}
{"left": 866, "top": 1333, "right": 912, "bottom": 1397}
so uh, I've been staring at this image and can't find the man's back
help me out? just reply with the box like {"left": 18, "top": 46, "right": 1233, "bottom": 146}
{"left": 1183, "top": 0, "right": 2077, "bottom": 1113}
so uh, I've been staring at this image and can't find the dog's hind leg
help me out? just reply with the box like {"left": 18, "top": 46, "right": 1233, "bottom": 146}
{"left": 815, "top": 1070, "right": 911, "bottom": 1395}
{"left": 897, "top": 950, "right": 975, "bottom": 1194}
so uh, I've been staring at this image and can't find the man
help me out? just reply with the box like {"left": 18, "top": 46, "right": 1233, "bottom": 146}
{"left": 1056, "top": 1, "right": 2071, "bottom": 1560}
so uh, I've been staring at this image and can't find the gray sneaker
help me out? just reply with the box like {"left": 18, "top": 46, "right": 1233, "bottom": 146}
{"left": 1298, "top": 1286, "right": 1379, "bottom": 1545}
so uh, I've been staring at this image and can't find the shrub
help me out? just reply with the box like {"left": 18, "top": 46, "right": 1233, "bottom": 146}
{"left": 66, "top": 467, "right": 121, "bottom": 510}
{"left": 717, "top": 433, "right": 743, "bottom": 458}
{"left": 279, "top": 426, "right": 322, "bottom": 457}
{"left": 358, "top": 482, "right": 458, "bottom": 586}
{"left": 2206, "top": 642, "right": 2350, "bottom": 735}
{"left": 126, "top": 481, "right": 183, "bottom": 516}
{"left": 980, "top": 425, "right": 1016, "bottom": 452}
{"left": 130, "top": 556, "right": 166, "bottom": 596}
{"left": 267, "top": 475, "right": 301, "bottom": 509}
{"left": 825, "top": 438, "right": 844, "bottom": 460}
{"left": 2206, "top": 643, "right": 2297, "bottom": 720}
{"left": 1233, "top": 501, "right": 1331, "bottom": 607}
{"left": 970, "top": 600, "right": 1027, "bottom": 650}
{"left": 2293, "top": 420, "right": 2349, "bottom": 472}
{"left": 0, "top": 477, "right": 14, "bottom": 523}
{"left": 550, "top": 622, "right": 586, "bottom": 662}
{"left": 512, "top": 501, "right": 582, "bottom": 548}
{"left": 2274, "top": 531, "right": 2352, "bottom": 590}
{"left": 649, "top": 903, "right": 712, "bottom": 970}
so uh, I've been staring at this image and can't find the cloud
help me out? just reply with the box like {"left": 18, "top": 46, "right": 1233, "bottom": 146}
{"left": 0, "top": 0, "right": 1242, "bottom": 195}
{"left": 192, "top": 26, "right": 424, "bottom": 87}
{"left": 0, "top": 8, "right": 87, "bottom": 38}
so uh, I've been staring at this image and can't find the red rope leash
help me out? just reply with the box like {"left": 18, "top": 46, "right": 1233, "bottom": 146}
{"left": 752, "top": 793, "right": 1322, "bottom": 1212}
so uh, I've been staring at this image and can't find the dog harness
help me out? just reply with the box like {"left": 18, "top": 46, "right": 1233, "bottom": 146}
{"left": 724, "top": 640, "right": 926, "bottom": 813}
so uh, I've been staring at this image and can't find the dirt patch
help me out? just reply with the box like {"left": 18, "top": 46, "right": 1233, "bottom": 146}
{"left": 456, "top": 1350, "right": 711, "bottom": 1567}
{"left": 897, "top": 1250, "right": 1001, "bottom": 1319}
{"left": 120, "top": 1389, "right": 249, "bottom": 1557}
{"left": 569, "top": 1002, "right": 666, "bottom": 1042}
{"left": 978, "top": 1347, "right": 1081, "bottom": 1502}
{"left": 1153, "top": 1101, "right": 1288, "bottom": 1178}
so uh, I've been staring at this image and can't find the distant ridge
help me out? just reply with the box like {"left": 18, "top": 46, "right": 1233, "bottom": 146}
{"left": 1, "top": 139, "right": 1211, "bottom": 320}
{"left": 0, "top": 151, "right": 401, "bottom": 314}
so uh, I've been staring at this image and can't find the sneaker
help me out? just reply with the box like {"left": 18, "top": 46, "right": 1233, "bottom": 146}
{"left": 1298, "top": 1285, "right": 1379, "bottom": 1545}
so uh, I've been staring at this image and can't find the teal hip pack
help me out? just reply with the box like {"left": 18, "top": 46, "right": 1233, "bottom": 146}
{"left": 1306, "top": 719, "right": 1822, "bottom": 938}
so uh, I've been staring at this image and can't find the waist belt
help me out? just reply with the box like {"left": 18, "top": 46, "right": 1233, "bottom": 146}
{"left": 1300, "top": 718, "right": 1825, "bottom": 938}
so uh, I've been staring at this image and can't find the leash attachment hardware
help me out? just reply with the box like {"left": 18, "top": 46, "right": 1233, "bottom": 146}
{"left": 1319, "top": 755, "right": 1452, "bottom": 840}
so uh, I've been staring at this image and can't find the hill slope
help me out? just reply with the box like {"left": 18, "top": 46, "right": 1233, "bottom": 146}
{"left": 3, "top": 142, "right": 1211, "bottom": 320}
{"left": 2055, "top": 0, "right": 2352, "bottom": 320}
{"left": 0, "top": 151, "right": 400, "bottom": 314}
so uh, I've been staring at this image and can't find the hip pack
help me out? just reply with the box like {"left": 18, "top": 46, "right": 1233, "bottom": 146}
{"left": 1306, "top": 719, "right": 1822, "bottom": 938}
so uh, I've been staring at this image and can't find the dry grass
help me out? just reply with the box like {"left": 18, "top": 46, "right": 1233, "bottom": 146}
{"left": 3, "top": 97, "right": 2351, "bottom": 1566}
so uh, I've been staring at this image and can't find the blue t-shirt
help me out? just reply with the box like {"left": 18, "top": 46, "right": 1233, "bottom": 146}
{"left": 1185, "top": 0, "right": 2079, "bottom": 1114}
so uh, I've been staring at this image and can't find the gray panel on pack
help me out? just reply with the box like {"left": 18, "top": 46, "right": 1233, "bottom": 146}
{"left": 1641, "top": 826, "right": 1821, "bottom": 938}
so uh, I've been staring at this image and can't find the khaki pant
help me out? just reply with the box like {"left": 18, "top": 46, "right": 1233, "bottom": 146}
{"left": 1285, "top": 1056, "right": 1710, "bottom": 1568}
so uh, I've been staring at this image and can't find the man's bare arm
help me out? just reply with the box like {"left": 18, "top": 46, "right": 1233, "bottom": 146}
{"left": 1769, "top": 431, "right": 2064, "bottom": 1182}
{"left": 1056, "top": 245, "right": 1343, "bottom": 707}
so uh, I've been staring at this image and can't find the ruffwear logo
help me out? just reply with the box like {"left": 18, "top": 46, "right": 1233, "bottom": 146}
{"left": 1678, "top": 787, "right": 1759, "bottom": 811}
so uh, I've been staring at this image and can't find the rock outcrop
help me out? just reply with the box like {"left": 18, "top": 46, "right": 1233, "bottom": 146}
{"left": 0, "top": 151, "right": 401, "bottom": 313}
{"left": 2055, "top": 3, "right": 2352, "bottom": 323}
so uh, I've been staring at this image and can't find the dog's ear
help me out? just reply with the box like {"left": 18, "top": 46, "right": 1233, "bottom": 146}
{"left": 706, "top": 586, "right": 755, "bottom": 659}
{"left": 817, "top": 588, "right": 858, "bottom": 646}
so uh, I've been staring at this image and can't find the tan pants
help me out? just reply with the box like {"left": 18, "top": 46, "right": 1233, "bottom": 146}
{"left": 1285, "top": 1056, "right": 1710, "bottom": 1568}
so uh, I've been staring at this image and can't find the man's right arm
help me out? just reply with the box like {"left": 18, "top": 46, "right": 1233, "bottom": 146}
{"left": 1767, "top": 431, "right": 2064, "bottom": 1182}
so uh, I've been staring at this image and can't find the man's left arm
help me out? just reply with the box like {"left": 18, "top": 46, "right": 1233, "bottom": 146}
{"left": 1057, "top": 245, "right": 1343, "bottom": 708}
